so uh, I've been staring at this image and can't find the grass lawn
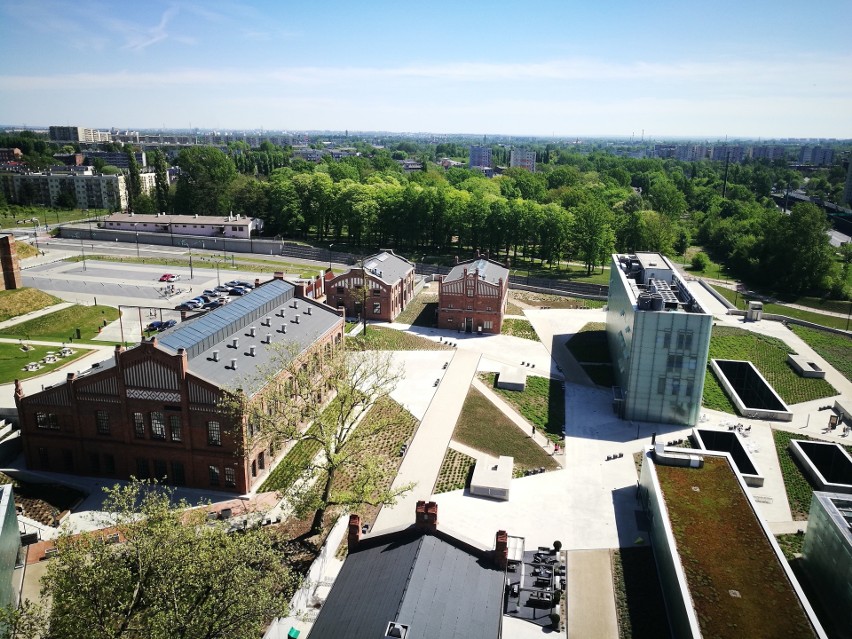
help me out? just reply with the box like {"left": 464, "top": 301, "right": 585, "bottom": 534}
{"left": 682, "top": 246, "right": 729, "bottom": 280}
{"left": 0, "top": 205, "right": 105, "bottom": 229}
{"left": 511, "top": 263, "right": 611, "bottom": 286}
{"left": 772, "top": 429, "right": 852, "bottom": 520}
{"left": 15, "top": 241, "right": 38, "bottom": 259}
{"left": 0, "top": 304, "right": 120, "bottom": 342}
{"left": 434, "top": 448, "right": 476, "bottom": 494}
{"left": 505, "top": 300, "right": 525, "bottom": 315}
{"left": 479, "top": 373, "right": 565, "bottom": 442}
{"left": 395, "top": 291, "right": 438, "bottom": 327}
{"left": 510, "top": 291, "right": 606, "bottom": 309}
{"left": 501, "top": 318, "right": 539, "bottom": 341}
{"left": 656, "top": 457, "right": 818, "bottom": 639}
{"left": 0, "top": 287, "right": 61, "bottom": 323}
{"left": 776, "top": 532, "right": 806, "bottom": 561}
{"left": 345, "top": 326, "right": 451, "bottom": 351}
{"left": 791, "top": 295, "right": 852, "bottom": 316}
{"left": 711, "top": 285, "right": 850, "bottom": 330}
{"left": 611, "top": 548, "right": 672, "bottom": 639}
{"left": 702, "top": 326, "right": 837, "bottom": 413}
{"left": 453, "top": 386, "right": 559, "bottom": 471}
{"left": 0, "top": 343, "right": 91, "bottom": 384}
{"left": 789, "top": 324, "right": 852, "bottom": 383}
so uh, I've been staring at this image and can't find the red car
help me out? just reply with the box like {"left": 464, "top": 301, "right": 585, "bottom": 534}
{"left": 159, "top": 274, "right": 180, "bottom": 282}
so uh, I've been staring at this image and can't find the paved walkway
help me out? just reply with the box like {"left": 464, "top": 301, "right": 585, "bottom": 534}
{"left": 566, "top": 549, "right": 619, "bottom": 639}
{"left": 524, "top": 308, "right": 603, "bottom": 386}
{"left": 372, "top": 349, "right": 481, "bottom": 532}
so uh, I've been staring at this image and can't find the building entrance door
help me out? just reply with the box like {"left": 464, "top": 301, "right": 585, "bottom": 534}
{"left": 465, "top": 317, "right": 473, "bottom": 333}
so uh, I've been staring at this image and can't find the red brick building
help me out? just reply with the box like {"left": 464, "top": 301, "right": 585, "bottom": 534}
{"left": 437, "top": 257, "right": 509, "bottom": 333}
{"left": 15, "top": 277, "right": 344, "bottom": 494}
{"left": 326, "top": 250, "right": 415, "bottom": 322}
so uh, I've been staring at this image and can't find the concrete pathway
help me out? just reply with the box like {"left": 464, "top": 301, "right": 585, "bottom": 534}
{"left": 566, "top": 549, "right": 619, "bottom": 639}
{"left": 371, "top": 349, "right": 481, "bottom": 532}
{"left": 0, "top": 302, "right": 75, "bottom": 331}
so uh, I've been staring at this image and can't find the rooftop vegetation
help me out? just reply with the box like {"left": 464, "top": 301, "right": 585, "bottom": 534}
{"left": 656, "top": 456, "right": 817, "bottom": 639}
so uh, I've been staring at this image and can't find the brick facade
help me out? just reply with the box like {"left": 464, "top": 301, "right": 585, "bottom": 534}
{"left": 437, "top": 257, "right": 508, "bottom": 334}
{"left": 0, "top": 235, "right": 22, "bottom": 291}
{"left": 326, "top": 251, "right": 415, "bottom": 323}
{"left": 15, "top": 294, "right": 344, "bottom": 494}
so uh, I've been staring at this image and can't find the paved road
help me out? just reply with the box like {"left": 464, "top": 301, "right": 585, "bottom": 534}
{"left": 371, "top": 349, "right": 481, "bottom": 532}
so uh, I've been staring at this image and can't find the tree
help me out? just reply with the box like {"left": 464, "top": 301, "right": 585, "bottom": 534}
{"left": 12, "top": 481, "right": 294, "bottom": 639}
{"left": 571, "top": 202, "right": 615, "bottom": 275}
{"left": 125, "top": 149, "right": 142, "bottom": 212}
{"left": 241, "top": 347, "right": 413, "bottom": 533}
{"left": 174, "top": 147, "right": 237, "bottom": 215}
{"left": 151, "top": 150, "right": 170, "bottom": 213}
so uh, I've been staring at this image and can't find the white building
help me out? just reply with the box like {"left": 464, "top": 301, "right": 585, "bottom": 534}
{"left": 102, "top": 212, "right": 262, "bottom": 239}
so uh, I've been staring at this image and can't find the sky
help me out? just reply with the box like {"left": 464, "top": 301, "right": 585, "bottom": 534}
{"left": 1, "top": 0, "right": 850, "bottom": 139}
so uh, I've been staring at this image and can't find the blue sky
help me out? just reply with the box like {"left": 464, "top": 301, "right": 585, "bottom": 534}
{"left": 1, "top": 0, "right": 850, "bottom": 138}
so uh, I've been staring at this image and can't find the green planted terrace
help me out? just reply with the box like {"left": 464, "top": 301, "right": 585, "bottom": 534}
{"left": 345, "top": 326, "right": 451, "bottom": 351}
{"left": 434, "top": 448, "right": 476, "bottom": 494}
{"left": 479, "top": 373, "right": 565, "bottom": 442}
{"left": 702, "top": 326, "right": 837, "bottom": 413}
{"left": 0, "top": 304, "right": 120, "bottom": 343}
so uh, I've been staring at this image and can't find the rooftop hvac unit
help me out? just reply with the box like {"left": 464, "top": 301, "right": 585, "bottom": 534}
{"left": 280, "top": 324, "right": 287, "bottom": 334}
{"left": 232, "top": 337, "right": 239, "bottom": 348}
{"left": 306, "top": 307, "right": 312, "bottom": 315}
{"left": 294, "top": 315, "right": 300, "bottom": 324}
{"left": 230, "top": 358, "right": 237, "bottom": 370}
{"left": 212, "top": 350, "right": 220, "bottom": 362}
{"left": 249, "top": 326, "right": 256, "bottom": 337}
{"left": 266, "top": 334, "right": 272, "bottom": 344}
{"left": 249, "top": 345, "right": 256, "bottom": 356}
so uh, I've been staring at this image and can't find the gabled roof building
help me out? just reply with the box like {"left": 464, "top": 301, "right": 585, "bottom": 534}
{"left": 437, "top": 256, "right": 509, "bottom": 334}
{"left": 326, "top": 250, "right": 415, "bottom": 323}
{"left": 15, "top": 277, "right": 344, "bottom": 493}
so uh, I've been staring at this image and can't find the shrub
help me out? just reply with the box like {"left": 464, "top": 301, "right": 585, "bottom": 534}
{"left": 691, "top": 252, "right": 709, "bottom": 271}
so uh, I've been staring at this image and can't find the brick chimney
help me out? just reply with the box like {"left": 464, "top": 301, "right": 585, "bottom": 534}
{"left": 176, "top": 347, "right": 188, "bottom": 378}
{"left": 494, "top": 530, "right": 509, "bottom": 569}
{"left": 414, "top": 500, "right": 438, "bottom": 533}
{"left": 347, "top": 513, "right": 361, "bottom": 550}
{"left": 273, "top": 271, "right": 284, "bottom": 280}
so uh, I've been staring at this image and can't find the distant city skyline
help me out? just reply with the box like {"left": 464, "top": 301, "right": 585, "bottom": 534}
{"left": 1, "top": 1, "right": 850, "bottom": 138}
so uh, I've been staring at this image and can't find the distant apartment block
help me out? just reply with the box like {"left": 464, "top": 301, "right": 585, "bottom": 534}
{"left": 0, "top": 168, "right": 127, "bottom": 210}
{"left": 102, "top": 212, "right": 261, "bottom": 239}
{"left": 675, "top": 145, "right": 708, "bottom": 162}
{"left": 469, "top": 145, "right": 492, "bottom": 169}
{"left": 509, "top": 148, "right": 536, "bottom": 172}
{"left": 653, "top": 144, "right": 677, "bottom": 159}
{"left": 83, "top": 151, "right": 147, "bottom": 168}
{"left": 49, "top": 126, "right": 112, "bottom": 143}
{"left": 751, "top": 145, "right": 787, "bottom": 162}
{"left": 437, "top": 256, "right": 509, "bottom": 334}
{"left": 606, "top": 253, "right": 712, "bottom": 426}
{"left": 799, "top": 146, "right": 835, "bottom": 166}
{"left": 710, "top": 145, "right": 749, "bottom": 163}
{"left": 292, "top": 147, "right": 326, "bottom": 162}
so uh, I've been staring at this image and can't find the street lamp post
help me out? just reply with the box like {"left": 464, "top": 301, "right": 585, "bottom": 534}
{"left": 133, "top": 223, "right": 140, "bottom": 258}
{"left": 181, "top": 241, "right": 193, "bottom": 279}
{"left": 74, "top": 233, "right": 86, "bottom": 271}
{"left": 30, "top": 218, "right": 39, "bottom": 252}
{"left": 328, "top": 244, "right": 335, "bottom": 270}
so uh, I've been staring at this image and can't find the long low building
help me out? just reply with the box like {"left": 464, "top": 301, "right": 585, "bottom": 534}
{"left": 101, "top": 212, "right": 262, "bottom": 239}
{"left": 15, "top": 276, "right": 344, "bottom": 493}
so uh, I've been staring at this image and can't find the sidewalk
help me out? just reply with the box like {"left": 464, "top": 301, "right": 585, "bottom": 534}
{"left": 371, "top": 350, "right": 481, "bottom": 532}
{"left": 566, "top": 549, "right": 619, "bottom": 639}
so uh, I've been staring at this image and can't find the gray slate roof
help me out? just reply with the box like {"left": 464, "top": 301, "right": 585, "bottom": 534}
{"left": 362, "top": 251, "right": 414, "bottom": 285}
{"left": 156, "top": 279, "right": 340, "bottom": 395}
{"left": 445, "top": 258, "right": 509, "bottom": 286}
{"left": 309, "top": 531, "right": 504, "bottom": 639}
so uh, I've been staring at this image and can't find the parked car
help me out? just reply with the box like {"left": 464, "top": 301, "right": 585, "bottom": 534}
{"left": 202, "top": 289, "right": 218, "bottom": 297}
{"left": 146, "top": 320, "right": 164, "bottom": 331}
{"left": 159, "top": 274, "right": 181, "bottom": 282}
{"left": 234, "top": 280, "right": 254, "bottom": 289}
{"left": 229, "top": 286, "right": 249, "bottom": 296}
{"left": 175, "top": 302, "right": 199, "bottom": 311}
{"left": 203, "top": 300, "right": 224, "bottom": 310}
{"left": 224, "top": 280, "right": 241, "bottom": 288}
{"left": 214, "top": 284, "right": 232, "bottom": 293}
{"left": 158, "top": 319, "right": 177, "bottom": 331}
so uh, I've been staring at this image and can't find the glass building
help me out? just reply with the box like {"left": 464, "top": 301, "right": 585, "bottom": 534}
{"left": 606, "top": 253, "right": 712, "bottom": 426}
